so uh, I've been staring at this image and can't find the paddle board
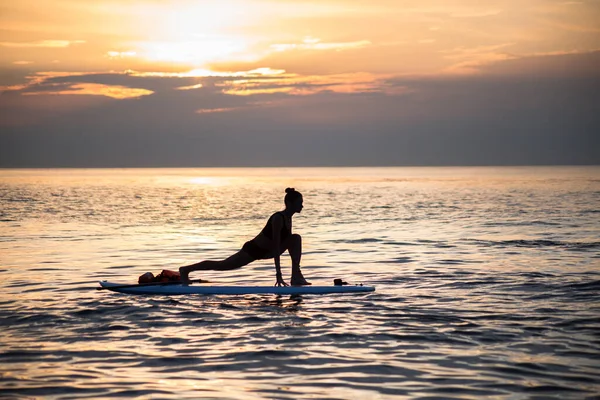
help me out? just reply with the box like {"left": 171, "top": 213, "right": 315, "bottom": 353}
{"left": 98, "top": 280, "right": 375, "bottom": 295}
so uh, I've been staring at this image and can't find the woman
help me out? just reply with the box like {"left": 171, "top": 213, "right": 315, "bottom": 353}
{"left": 179, "top": 188, "right": 311, "bottom": 286}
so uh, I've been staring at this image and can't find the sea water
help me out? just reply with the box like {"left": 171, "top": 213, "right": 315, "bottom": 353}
{"left": 1, "top": 167, "right": 599, "bottom": 399}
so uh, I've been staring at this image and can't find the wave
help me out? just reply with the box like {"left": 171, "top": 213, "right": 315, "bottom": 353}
{"left": 563, "top": 280, "right": 600, "bottom": 291}
{"left": 328, "top": 238, "right": 383, "bottom": 244}
{"left": 465, "top": 239, "right": 600, "bottom": 250}
{"left": 482, "top": 220, "right": 562, "bottom": 227}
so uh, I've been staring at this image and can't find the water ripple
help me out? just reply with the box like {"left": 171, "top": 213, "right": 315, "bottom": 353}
{"left": 2, "top": 167, "right": 600, "bottom": 399}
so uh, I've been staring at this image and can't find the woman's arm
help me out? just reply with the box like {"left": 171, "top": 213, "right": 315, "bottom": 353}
{"left": 271, "top": 213, "right": 288, "bottom": 286}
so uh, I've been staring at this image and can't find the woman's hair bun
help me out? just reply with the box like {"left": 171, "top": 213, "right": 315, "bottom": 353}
{"left": 284, "top": 187, "right": 301, "bottom": 204}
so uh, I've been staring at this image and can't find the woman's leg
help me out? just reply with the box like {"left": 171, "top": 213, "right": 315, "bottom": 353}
{"left": 261, "top": 234, "right": 310, "bottom": 285}
{"left": 286, "top": 234, "right": 311, "bottom": 285}
{"left": 179, "top": 251, "right": 254, "bottom": 283}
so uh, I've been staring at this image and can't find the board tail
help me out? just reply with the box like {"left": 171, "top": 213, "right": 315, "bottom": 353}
{"left": 97, "top": 278, "right": 209, "bottom": 291}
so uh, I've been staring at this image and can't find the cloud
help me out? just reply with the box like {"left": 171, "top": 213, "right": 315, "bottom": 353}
{"left": 480, "top": 50, "right": 600, "bottom": 78}
{"left": 129, "top": 67, "right": 287, "bottom": 78}
{"left": 0, "top": 40, "right": 85, "bottom": 48}
{"left": 1, "top": 50, "right": 598, "bottom": 167}
{"left": 541, "top": 20, "right": 600, "bottom": 33}
{"left": 176, "top": 83, "right": 204, "bottom": 90}
{"left": 450, "top": 9, "right": 502, "bottom": 18}
{"left": 22, "top": 83, "right": 153, "bottom": 99}
{"left": 106, "top": 51, "right": 137, "bottom": 58}
{"left": 5, "top": 49, "right": 598, "bottom": 101}
{"left": 0, "top": 71, "right": 111, "bottom": 93}
{"left": 196, "top": 107, "right": 237, "bottom": 114}
{"left": 2, "top": 67, "right": 396, "bottom": 100}
{"left": 443, "top": 45, "right": 516, "bottom": 74}
{"left": 216, "top": 72, "right": 399, "bottom": 96}
{"left": 0, "top": 70, "right": 155, "bottom": 99}
{"left": 438, "top": 44, "right": 600, "bottom": 75}
{"left": 270, "top": 37, "right": 371, "bottom": 52}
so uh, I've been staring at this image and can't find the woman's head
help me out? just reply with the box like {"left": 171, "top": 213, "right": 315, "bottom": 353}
{"left": 284, "top": 187, "right": 303, "bottom": 212}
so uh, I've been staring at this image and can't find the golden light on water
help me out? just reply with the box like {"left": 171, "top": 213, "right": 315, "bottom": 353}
{"left": 189, "top": 177, "right": 217, "bottom": 185}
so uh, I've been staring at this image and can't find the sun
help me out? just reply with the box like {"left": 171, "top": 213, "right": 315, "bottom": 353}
{"left": 137, "top": 1, "right": 253, "bottom": 66}
{"left": 140, "top": 38, "right": 248, "bottom": 65}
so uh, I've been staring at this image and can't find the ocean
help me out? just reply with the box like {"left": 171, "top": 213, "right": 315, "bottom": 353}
{"left": 1, "top": 167, "right": 599, "bottom": 399}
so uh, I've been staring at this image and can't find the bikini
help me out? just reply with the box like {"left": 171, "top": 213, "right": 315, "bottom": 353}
{"left": 242, "top": 212, "right": 291, "bottom": 260}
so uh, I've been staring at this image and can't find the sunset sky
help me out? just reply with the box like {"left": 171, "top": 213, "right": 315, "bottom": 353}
{"left": 1, "top": 0, "right": 599, "bottom": 166}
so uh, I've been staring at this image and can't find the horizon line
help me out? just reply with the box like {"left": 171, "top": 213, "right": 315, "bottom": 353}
{"left": 1, "top": 164, "right": 599, "bottom": 170}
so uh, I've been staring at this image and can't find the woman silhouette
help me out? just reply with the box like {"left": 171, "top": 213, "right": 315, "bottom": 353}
{"left": 179, "top": 188, "right": 311, "bottom": 286}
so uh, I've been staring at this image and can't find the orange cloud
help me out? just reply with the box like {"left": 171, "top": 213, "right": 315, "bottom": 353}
{"left": 442, "top": 43, "right": 516, "bottom": 74}
{"left": 23, "top": 83, "right": 153, "bottom": 99}
{"left": 196, "top": 107, "right": 236, "bottom": 114}
{"left": 176, "top": 83, "right": 204, "bottom": 90}
{"left": 129, "top": 67, "right": 287, "bottom": 79}
{"left": 270, "top": 37, "right": 371, "bottom": 52}
{"left": 0, "top": 40, "right": 85, "bottom": 48}
{"left": 106, "top": 51, "right": 137, "bottom": 58}
{"left": 217, "top": 71, "right": 399, "bottom": 96}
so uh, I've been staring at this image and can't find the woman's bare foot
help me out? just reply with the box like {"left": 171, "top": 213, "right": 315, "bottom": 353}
{"left": 290, "top": 269, "right": 311, "bottom": 286}
{"left": 291, "top": 277, "right": 311, "bottom": 286}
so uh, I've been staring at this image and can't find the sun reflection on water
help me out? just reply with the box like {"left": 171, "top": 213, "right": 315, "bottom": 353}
{"left": 188, "top": 177, "right": 217, "bottom": 185}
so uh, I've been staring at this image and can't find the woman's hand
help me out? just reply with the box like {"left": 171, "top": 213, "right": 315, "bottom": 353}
{"left": 275, "top": 273, "right": 289, "bottom": 287}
